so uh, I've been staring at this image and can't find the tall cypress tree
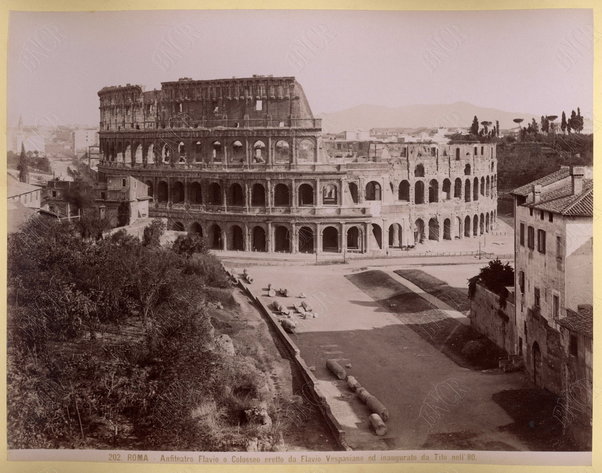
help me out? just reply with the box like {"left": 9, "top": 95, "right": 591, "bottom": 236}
{"left": 470, "top": 115, "right": 479, "bottom": 136}
{"left": 561, "top": 111, "right": 567, "bottom": 134}
{"left": 17, "top": 143, "right": 29, "bottom": 183}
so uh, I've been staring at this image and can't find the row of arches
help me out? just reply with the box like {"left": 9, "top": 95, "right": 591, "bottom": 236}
{"left": 101, "top": 137, "right": 317, "bottom": 165}
{"left": 397, "top": 176, "right": 496, "bottom": 204}
{"left": 167, "top": 210, "right": 497, "bottom": 254}
{"left": 149, "top": 181, "right": 340, "bottom": 207}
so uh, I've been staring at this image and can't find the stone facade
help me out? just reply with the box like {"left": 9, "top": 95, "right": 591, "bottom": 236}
{"left": 97, "top": 76, "right": 498, "bottom": 255}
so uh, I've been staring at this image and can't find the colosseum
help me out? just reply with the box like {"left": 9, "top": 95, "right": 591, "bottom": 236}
{"left": 97, "top": 75, "right": 498, "bottom": 255}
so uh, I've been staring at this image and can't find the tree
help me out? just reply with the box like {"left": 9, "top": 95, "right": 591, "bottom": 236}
{"left": 561, "top": 111, "right": 567, "bottom": 134}
{"left": 470, "top": 115, "right": 479, "bottom": 136}
{"left": 546, "top": 115, "right": 558, "bottom": 134}
{"left": 573, "top": 107, "right": 584, "bottom": 133}
{"left": 530, "top": 118, "right": 539, "bottom": 134}
{"left": 468, "top": 259, "right": 515, "bottom": 308}
{"left": 495, "top": 120, "right": 500, "bottom": 137}
{"left": 17, "top": 143, "right": 29, "bottom": 183}
{"left": 172, "top": 232, "right": 208, "bottom": 258}
{"left": 142, "top": 219, "right": 166, "bottom": 247}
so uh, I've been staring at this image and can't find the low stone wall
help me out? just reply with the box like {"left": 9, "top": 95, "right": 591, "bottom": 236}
{"left": 225, "top": 268, "right": 350, "bottom": 451}
{"left": 469, "top": 283, "right": 516, "bottom": 354}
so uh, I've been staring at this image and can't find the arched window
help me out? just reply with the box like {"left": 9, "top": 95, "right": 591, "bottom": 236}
{"left": 157, "top": 181, "right": 168, "bottom": 202}
{"left": 208, "top": 182, "right": 222, "bottom": 205}
{"left": 232, "top": 140, "right": 244, "bottom": 163}
{"left": 253, "top": 140, "right": 266, "bottom": 163}
{"left": 194, "top": 141, "right": 202, "bottom": 162}
{"left": 454, "top": 178, "right": 462, "bottom": 198}
{"left": 428, "top": 218, "right": 440, "bottom": 241}
{"left": 455, "top": 148, "right": 460, "bottom": 160}
{"left": 229, "top": 183, "right": 244, "bottom": 206}
{"left": 428, "top": 179, "right": 439, "bottom": 203}
{"left": 442, "top": 179, "right": 451, "bottom": 200}
{"left": 298, "top": 184, "right": 314, "bottom": 206}
{"left": 473, "top": 177, "right": 479, "bottom": 201}
{"left": 398, "top": 180, "right": 410, "bottom": 201}
{"left": 178, "top": 142, "right": 186, "bottom": 163}
{"left": 275, "top": 140, "right": 290, "bottom": 163}
{"left": 190, "top": 182, "right": 202, "bottom": 204}
{"left": 480, "top": 177, "right": 485, "bottom": 196}
{"left": 212, "top": 141, "right": 223, "bottom": 161}
{"left": 298, "top": 139, "right": 315, "bottom": 162}
{"left": 465, "top": 179, "right": 471, "bottom": 202}
{"left": 464, "top": 163, "right": 471, "bottom": 175}
{"left": 414, "top": 164, "right": 425, "bottom": 177}
{"left": 415, "top": 181, "right": 425, "bottom": 204}
{"left": 322, "top": 227, "right": 339, "bottom": 252}
{"left": 365, "top": 181, "right": 381, "bottom": 201}
{"left": 323, "top": 184, "right": 337, "bottom": 205}
{"left": 251, "top": 183, "right": 266, "bottom": 207}
{"left": 172, "top": 181, "right": 184, "bottom": 203}
{"left": 274, "top": 183, "right": 290, "bottom": 206}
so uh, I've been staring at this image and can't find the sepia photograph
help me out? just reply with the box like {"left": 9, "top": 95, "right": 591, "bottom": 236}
{"left": 4, "top": 3, "right": 596, "bottom": 469}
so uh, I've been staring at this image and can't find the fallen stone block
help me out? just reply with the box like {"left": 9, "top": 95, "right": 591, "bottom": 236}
{"left": 365, "top": 394, "right": 389, "bottom": 421}
{"left": 346, "top": 375, "right": 361, "bottom": 392}
{"left": 369, "top": 413, "right": 387, "bottom": 436}
{"left": 326, "top": 359, "right": 347, "bottom": 380}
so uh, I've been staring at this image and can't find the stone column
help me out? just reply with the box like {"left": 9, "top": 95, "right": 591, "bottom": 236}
{"left": 267, "top": 222, "right": 274, "bottom": 252}
{"left": 316, "top": 224, "right": 322, "bottom": 254}
{"left": 291, "top": 222, "right": 298, "bottom": 253}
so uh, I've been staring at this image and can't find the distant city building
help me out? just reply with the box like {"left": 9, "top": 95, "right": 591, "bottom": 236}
{"left": 511, "top": 165, "right": 593, "bottom": 449}
{"left": 72, "top": 128, "right": 99, "bottom": 154}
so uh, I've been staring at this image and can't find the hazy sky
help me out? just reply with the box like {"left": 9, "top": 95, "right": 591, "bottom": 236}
{"left": 8, "top": 9, "right": 593, "bottom": 127}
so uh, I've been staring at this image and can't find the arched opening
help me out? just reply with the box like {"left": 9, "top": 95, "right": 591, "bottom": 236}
{"left": 162, "top": 144, "right": 171, "bottom": 164}
{"left": 456, "top": 216, "right": 462, "bottom": 238}
{"left": 414, "top": 164, "right": 425, "bottom": 177}
{"left": 323, "top": 184, "right": 337, "bottom": 205}
{"left": 133, "top": 144, "right": 143, "bottom": 164}
{"left": 145, "top": 180, "right": 154, "bottom": 198}
{"left": 251, "top": 183, "right": 266, "bottom": 207}
{"left": 454, "top": 178, "right": 462, "bottom": 198}
{"left": 455, "top": 148, "right": 460, "bottom": 160}
{"left": 365, "top": 181, "right": 382, "bottom": 201}
{"left": 322, "top": 226, "right": 339, "bottom": 252}
{"left": 172, "top": 221, "right": 185, "bottom": 231}
{"left": 486, "top": 213, "right": 490, "bottom": 232}
{"left": 428, "top": 218, "right": 440, "bottom": 241}
{"left": 298, "top": 184, "right": 314, "bottom": 206}
{"left": 398, "top": 180, "right": 410, "bottom": 201}
{"left": 298, "top": 139, "right": 315, "bottom": 162}
{"left": 157, "top": 181, "right": 168, "bottom": 202}
{"left": 275, "top": 140, "right": 290, "bottom": 163}
{"left": 229, "top": 225, "right": 244, "bottom": 251}
{"left": 177, "top": 142, "right": 186, "bottom": 163}
{"left": 190, "top": 222, "right": 203, "bottom": 235}
{"left": 212, "top": 141, "right": 223, "bottom": 162}
{"left": 464, "top": 216, "right": 471, "bottom": 237}
{"left": 231, "top": 140, "right": 244, "bottom": 163}
{"left": 274, "top": 184, "right": 290, "bottom": 206}
{"left": 479, "top": 213, "right": 484, "bottom": 234}
{"left": 194, "top": 141, "right": 202, "bottom": 162}
{"left": 124, "top": 144, "right": 132, "bottom": 164}
{"left": 388, "top": 223, "right": 402, "bottom": 248}
{"left": 253, "top": 140, "right": 266, "bottom": 163}
{"left": 252, "top": 226, "right": 266, "bottom": 252}
{"left": 229, "top": 183, "right": 244, "bottom": 206}
{"left": 465, "top": 179, "right": 471, "bottom": 202}
{"left": 442, "top": 179, "right": 451, "bottom": 200}
{"left": 349, "top": 182, "right": 359, "bottom": 204}
{"left": 473, "top": 215, "right": 479, "bottom": 236}
{"left": 428, "top": 179, "right": 439, "bottom": 203}
{"left": 415, "top": 181, "right": 425, "bottom": 204}
{"left": 209, "top": 224, "right": 223, "bottom": 250}
{"left": 464, "top": 164, "right": 471, "bottom": 175}
{"left": 208, "top": 182, "right": 222, "bottom": 205}
{"left": 371, "top": 224, "right": 382, "bottom": 249}
{"left": 480, "top": 177, "right": 485, "bottom": 196}
{"left": 274, "top": 226, "right": 290, "bottom": 252}
{"left": 414, "top": 219, "right": 425, "bottom": 244}
{"left": 443, "top": 218, "right": 451, "bottom": 240}
{"left": 146, "top": 143, "right": 155, "bottom": 164}
{"left": 172, "top": 181, "right": 184, "bottom": 203}
{"left": 486, "top": 176, "right": 490, "bottom": 197}
{"left": 298, "top": 226, "right": 314, "bottom": 253}
{"left": 190, "top": 182, "right": 202, "bottom": 204}
{"left": 532, "top": 342, "right": 542, "bottom": 386}
{"left": 347, "top": 226, "right": 361, "bottom": 251}
{"left": 473, "top": 177, "right": 479, "bottom": 201}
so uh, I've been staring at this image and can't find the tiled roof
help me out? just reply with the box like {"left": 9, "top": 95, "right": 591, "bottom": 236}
{"left": 511, "top": 167, "right": 571, "bottom": 196}
{"left": 558, "top": 305, "right": 593, "bottom": 337}
{"left": 7, "top": 174, "right": 41, "bottom": 198}
{"left": 525, "top": 180, "right": 593, "bottom": 216}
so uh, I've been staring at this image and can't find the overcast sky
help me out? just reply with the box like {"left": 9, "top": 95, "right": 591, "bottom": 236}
{"left": 8, "top": 9, "right": 593, "bottom": 127}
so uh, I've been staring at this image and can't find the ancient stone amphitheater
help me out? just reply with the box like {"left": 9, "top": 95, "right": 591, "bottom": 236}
{"left": 97, "top": 76, "right": 497, "bottom": 255}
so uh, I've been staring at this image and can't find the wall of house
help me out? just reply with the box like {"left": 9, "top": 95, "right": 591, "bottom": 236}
{"left": 564, "top": 218, "right": 593, "bottom": 312}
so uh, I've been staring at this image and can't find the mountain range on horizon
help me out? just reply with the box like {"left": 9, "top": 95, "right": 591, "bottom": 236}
{"left": 317, "top": 102, "right": 589, "bottom": 134}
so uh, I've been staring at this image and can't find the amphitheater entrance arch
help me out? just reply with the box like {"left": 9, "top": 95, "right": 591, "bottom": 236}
{"left": 172, "top": 181, "right": 184, "bottom": 204}
{"left": 298, "top": 226, "right": 314, "bottom": 253}
{"left": 251, "top": 183, "right": 266, "bottom": 207}
{"left": 443, "top": 218, "right": 451, "bottom": 240}
{"left": 190, "top": 222, "right": 203, "bottom": 235}
{"left": 388, "top": 223, "right": 402, "bottom": 248}
{"left": 209, "top": 183, "right": 222, "bottom": 205}
{"left": 428, "top": 218, "right": 440, "bottom": 241}
{"left": 347, "top": 226, "right": 362, "bottom": 251}
{"left": 190, "top": 182, "right": 202, "bottom": 204}
{"left": 274, "top": 226, "right": 291, "bottom": 252}
{"left": 229, "top": 225, "right": 244, "bottom": 251}
{"left": 454, "top": 178, "right": 462, "bottom": 198}
{"left": 322, "top": 226, "right": 339, "bottom": 252}
{"left": 428, "top": 179, "right": 439, "bottom": 203}
{"left": 252, "top": 226, "right": 266, "bottom": 252}
{"left": 274, "top": 184, "right": 290, "bottom": 207}
{"left": 209, "top": 224, "right": 223, "bottom": 250}
{"left": 473, "top": 215, "right": 479, "bottom": 236}
{"left": 298, "top": 184, "right": 314, "bottom": 206}
{"left": 398, "top": 181, "right": 410, "bottom": 201}
{"left": 415, "top": 181, "right": 425, "bottom": 204}
{"left": 157, "top": 181, "right": 168, "bottom": 203}
{"left": 486, "top": 213, "right": 490, "bottom": 232}
{"left": 366, "top": 181, "right": 381, "bottom": 201}
{"left": 229, "top": 183, "right": 245, "bottom": 206}
{"left": 414, "top": 219, "right": 425, "bottom": 244}
{"left": 464, "top": 216, "right": 471, "bottom": 237}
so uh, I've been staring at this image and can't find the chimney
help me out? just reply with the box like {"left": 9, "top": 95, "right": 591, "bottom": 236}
{"left": 532, "top": 184, "right": 542, "bottom": 203}
{"left": 571, "top": 166, "right": 585, "bottom": 195}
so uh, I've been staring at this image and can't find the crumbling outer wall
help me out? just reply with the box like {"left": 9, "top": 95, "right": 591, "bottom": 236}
{"left": 469, "top": 283, "right": 516, "bottom": 354}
